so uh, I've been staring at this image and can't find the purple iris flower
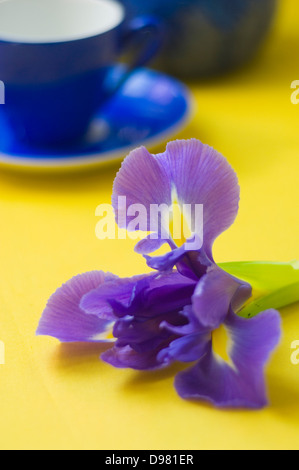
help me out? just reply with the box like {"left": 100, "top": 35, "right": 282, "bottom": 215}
{"left": 37, "top": 139, "right": 281, "bottom": 409}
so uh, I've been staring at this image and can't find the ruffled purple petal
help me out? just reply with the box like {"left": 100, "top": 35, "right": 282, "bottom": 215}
{"left": 36, "top": 271, "right": 117, "bottom": 343}
{"left": 145, "top": 235, "right": 208, "bottom": 275}
{"left": 175, "top": 309, "right": 281, "bottom": 409}
{"left": 102, "top": 272, "right": 197, "bottom": 370}
{"left": 108, "top": 271, "right": 197, "bottom": 319}
{"left": 226, "top": 309, "right": 281, "bottom": 379}
{"left": 101, "top": 343, "right": 169, "bottom": 370}
{"left": 158, "top": 140, "right": 240, "bottom": 260}
{"left": 113, "top": 313, "right": 173, "bottom": 353}
{"left": 192, "top": 266, "right": 252, "bottom": 329}
{"left": 158, "top": 332, "right": 210, "bottom": 365}
{"left": 112, "top": 145, "right": 171, "bottom": 234}
{"left": 144, "top": 244, "right": 187, "bottom": 272}
{"left": 160, "top": 305, "right": 200, "bottom": 336}
{"left": 134, "top": 235, "right": 169, "bottom": 255}
{"left": 112, "top": 139, "right": 240, "bottom": 260}
{"left": 80, "top": 273, "right": 152, "bottom": 320}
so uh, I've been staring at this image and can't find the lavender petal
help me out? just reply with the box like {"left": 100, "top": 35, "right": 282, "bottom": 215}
{"left": 175, "top": 309, "right": 281, "bottom": 409}
{"left": 192, "top": 266, "right": 252, "bottom": 329}
{"left": 36, "top": 271, "right": 116, "bottom": 342}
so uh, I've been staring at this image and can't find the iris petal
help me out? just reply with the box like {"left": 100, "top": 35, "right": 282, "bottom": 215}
{"left": 175, "top": 309, "right": 281, "bottom": 409}
{"left": 160, "top": 305, "right": 201, "bottom": 336}
{"left": 112, "top": 139, "right": 240, "bottom": 260}
{"left": 192, "top": 266, "right": 252, "bottom": 329}
{"left": 101, "top": 272, "right": 197, "bottom": 369}
{"left": 158, "top": 140, "right": 240, "bottom": 259}
{"left": 158, "top": 332, "right": 210, "bottom": 365}
{"left": 80, "top": 273, "right": 152, "bottom": 320}
{"left": 106, "top": 271, "right": 196, "bottom": 319}
{"left": 144, "top": 244, "right": 187, "bottom": 272}
{"left": 226, "top": 309, "right": 281, "bottom": 376}
{"left": 144, "top": 234, "right": 205, "bottom": 273}
{"left": 134, "top": 235, "right": 168, "bottom": 255}
{"left": 112, "top": 145, "right": 171, "bottom": 234}
{"left": 36, "top": 271, "right": 117, "bottom": 343}
{"left": 102, "top": 344, "right": 168, "bottom": 371}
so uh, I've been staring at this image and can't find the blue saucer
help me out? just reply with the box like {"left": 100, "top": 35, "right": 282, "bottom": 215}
{"left": 0, "top": 66, "right": 192, "bottom": 170}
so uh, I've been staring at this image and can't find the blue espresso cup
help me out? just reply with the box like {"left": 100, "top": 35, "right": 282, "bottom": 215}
{"left": 0, "top": 0, "right": 162, "bottom": 148}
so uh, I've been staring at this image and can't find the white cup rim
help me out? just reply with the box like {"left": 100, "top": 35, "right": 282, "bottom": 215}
{"left": 0, "top": 0, "right": 125, "bottom": 44}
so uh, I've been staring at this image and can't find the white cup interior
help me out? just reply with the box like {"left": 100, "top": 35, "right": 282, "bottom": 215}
{"left": 0, "top": 0, "right": 125, "bottom": 43}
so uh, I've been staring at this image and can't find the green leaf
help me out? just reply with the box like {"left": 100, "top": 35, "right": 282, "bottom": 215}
{"left": 238, "top": 281, "right": 299, "bottom": 318}
{"left": 219, "top": 260, "right": 299, "bottom": 318}
{"left": 219, "top": 260, "right": 299, "bottom": 292}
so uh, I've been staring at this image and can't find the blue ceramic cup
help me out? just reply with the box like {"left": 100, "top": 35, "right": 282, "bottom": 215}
{"left": 0, "top": 0, "right": 162, "bottom": 147}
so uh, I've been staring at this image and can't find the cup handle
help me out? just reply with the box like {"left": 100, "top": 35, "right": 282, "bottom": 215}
{"left": 121, "top": 14, "right": 165, "bottom": 69}
{"left": 103, "top": 15, "right": 164, "bottom": 96}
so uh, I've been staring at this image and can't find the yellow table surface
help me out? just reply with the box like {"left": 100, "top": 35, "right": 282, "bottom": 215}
{"left": 0, "top": 0, "right": 299, "bottom": 450}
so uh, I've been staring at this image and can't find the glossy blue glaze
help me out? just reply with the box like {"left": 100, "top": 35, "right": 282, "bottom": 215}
{"left": 0, "top": 66, "right": 191, "bottom": 168}
{"left": 0, "top": 12, "right": 163, "bottom": 148}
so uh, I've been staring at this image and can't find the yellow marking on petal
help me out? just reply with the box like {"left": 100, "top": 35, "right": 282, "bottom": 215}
{"left": 169, "top": 190, "right": 192, "bottom": 246}
{"left": 212, "top": 324, "right": 234, "bottom": 368}
{"left": 91, "top": 325, "right": 115, "bottom": 342}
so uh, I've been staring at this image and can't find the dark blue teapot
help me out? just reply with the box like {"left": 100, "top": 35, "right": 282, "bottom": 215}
{"left": 120, "top": 0, "right": 278, "bottom": 78}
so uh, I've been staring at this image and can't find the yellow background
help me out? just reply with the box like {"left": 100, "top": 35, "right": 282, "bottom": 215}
{"left": 0, "top": 0, "right": 299, "bottom": 450}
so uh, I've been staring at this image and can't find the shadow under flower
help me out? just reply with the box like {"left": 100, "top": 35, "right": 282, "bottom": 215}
{"left": 268, "top": 374, "right": 299, "bottom": 415}
{"left": 54, "top": 342, "right": 112, "bottom": 369}
{"left": 122, "top": 362, "right": 191, "bottom": 386}
{"left": 121, "top": 363, "right": 263, "bottom": 412}
{"left": 54, "top": 342, "right": 194, "bottom": 401}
